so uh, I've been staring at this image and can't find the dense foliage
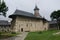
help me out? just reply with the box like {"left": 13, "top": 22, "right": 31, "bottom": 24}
{"left": 50, "top": 10, "right": 60, "bottom": 20}
{"left": 50, "top": 10, "right": 60, "bottom": 30}
{"left": 0, "top": 0, "right": 8, "bottom": 17}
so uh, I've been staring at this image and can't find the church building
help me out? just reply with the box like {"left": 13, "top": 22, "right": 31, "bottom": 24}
{"left": 9, "top": 6, "right": 49, "bottom": 32}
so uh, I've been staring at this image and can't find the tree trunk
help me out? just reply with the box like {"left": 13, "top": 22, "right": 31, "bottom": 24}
{"left": 57, "top": 19, "right": 59, "bottom": 30}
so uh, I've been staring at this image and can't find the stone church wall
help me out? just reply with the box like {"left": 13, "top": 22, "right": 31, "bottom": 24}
{"left": 12, "top": 16, "right": 49, "bottom": 32}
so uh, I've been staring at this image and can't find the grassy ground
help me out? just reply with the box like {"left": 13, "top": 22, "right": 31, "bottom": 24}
{"left": 0, "top": 32, "right": 20, "bottom": 39}
{"left": 25, "top": 30, "right": 60, "bottom": 40}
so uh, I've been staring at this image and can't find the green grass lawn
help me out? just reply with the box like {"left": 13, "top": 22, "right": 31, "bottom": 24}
{"left": 25, "top": 30, "right": 60, "bottom": 40}
{"left": 0, "top": 32, "right": 20, "bottom": 39}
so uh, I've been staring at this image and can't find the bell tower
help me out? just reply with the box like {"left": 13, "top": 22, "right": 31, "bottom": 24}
{"left": 34, "top": 5, "right": 40, "bottom": 17}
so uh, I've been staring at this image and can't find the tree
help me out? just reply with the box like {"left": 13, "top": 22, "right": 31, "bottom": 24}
{"left": 0, "top": 0, "right": 8, "bottom": 17}
{"left": 50, "top": 10, "right": 60, "bottom": 30}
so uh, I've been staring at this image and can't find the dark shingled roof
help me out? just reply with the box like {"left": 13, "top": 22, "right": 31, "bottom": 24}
{"left": 0, "top": 20, "right": 11, "bottom": 26}
{"left": 9, "top": 9, "right": 42, "bottom": 19}
{"left": 49, "top": 20, "right": 57, "bottom": 24}
{"left": 9, "top": 9, "right": 48, "bottom": 21}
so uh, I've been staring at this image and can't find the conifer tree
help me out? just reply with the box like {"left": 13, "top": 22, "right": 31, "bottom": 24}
{"left": 0, "top": 0, "right": 8, "bottom": 17}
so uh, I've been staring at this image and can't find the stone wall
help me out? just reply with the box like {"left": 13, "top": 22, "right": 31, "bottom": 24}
{"left": 43, "top": 22, "right": 49, "bottom": 31}
{"left": 0, "top": 25, "right": 11, "bottom": 32}
{"left": 11, "top": 16, "right": 49, "bottom": 32}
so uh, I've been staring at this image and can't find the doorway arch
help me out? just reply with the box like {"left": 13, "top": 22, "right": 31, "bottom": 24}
{"left": 21, "top": 28, "right": 23, "bottom": 32}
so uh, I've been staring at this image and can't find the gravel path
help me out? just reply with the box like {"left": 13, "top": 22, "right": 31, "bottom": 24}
{"left": 0, "top": 32, "right": 28, "bottom": 40}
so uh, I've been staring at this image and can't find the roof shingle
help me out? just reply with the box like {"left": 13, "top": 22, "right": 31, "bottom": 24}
{"left": 9, "top": 9, "right": 42, "bottom": 19}
{"left": 0, "top": 20, "right": 11, "bottom": 26}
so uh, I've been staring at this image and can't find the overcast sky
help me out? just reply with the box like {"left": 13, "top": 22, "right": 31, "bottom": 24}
{"left": 1, "top": 0, "right": 60, "bottom": 21}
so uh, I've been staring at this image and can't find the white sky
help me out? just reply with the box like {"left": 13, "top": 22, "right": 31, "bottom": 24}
{"left": 1, "top": 0, "right": 60, "bottom": 21}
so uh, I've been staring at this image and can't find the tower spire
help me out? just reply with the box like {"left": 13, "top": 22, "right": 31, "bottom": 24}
{"left": 33, "top": 0, "right": 42, "bottom": 17}
{"left": 34, "top": 5, "right": 39, "bottom": 10}
{"left": 34, "top": 5, "right": 40, "bottom": 17}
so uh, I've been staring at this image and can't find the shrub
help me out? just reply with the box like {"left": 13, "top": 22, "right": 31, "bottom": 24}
{"left": 11, "top": 32, "right": 16, "bottom": 34}
{"left": 38, "top": 31, "right": 43, "bottom": 34}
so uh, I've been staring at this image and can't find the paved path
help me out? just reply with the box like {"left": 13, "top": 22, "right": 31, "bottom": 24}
{"left": 0, "top": 32, "right": 28, "bottom": 40}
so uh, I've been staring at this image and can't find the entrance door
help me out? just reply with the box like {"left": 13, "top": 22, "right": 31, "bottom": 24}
{"left": 21, "top": 28, "right": 23, "bottom": 32}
